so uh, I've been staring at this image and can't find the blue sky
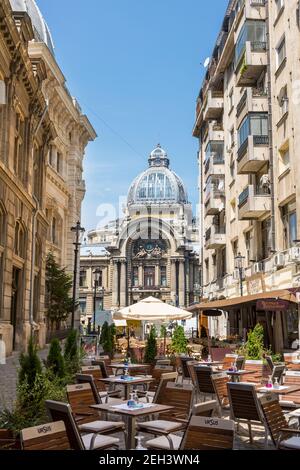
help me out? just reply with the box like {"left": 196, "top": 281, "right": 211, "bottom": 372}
{"left": 38, "top": 0, "right": 228, "bottom": 231}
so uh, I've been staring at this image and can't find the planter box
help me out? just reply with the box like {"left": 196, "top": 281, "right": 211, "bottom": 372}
{"left": 0, "top": 430, "right": 20, "bottom": 450}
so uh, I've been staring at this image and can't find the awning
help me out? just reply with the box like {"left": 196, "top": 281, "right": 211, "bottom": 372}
{"left": 187, "top": 289, "right": 298, "bottom": 312}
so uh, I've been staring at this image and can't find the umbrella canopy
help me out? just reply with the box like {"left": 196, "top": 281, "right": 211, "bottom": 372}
{"left": 113, "top": 296, "right": 193, "bottom": 322}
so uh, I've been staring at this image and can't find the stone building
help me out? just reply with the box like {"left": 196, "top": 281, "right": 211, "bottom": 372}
{"left": 79, "top": 145, "right": 200, "bottom": 329}
{"left": 191, "top": 0, "right": 300, "bottom": 352}
{"left": 0, "top": 0, "right": 96, "bottom": 354}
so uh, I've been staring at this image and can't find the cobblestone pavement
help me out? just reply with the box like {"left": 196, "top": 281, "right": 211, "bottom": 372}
{"left": 0, "top": 346, "right": 49, "bottom": 412}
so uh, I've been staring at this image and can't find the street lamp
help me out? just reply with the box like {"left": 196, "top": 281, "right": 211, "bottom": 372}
{"left": 93, "top": 268, "right": 101, "bottom": 334}
{"left": 71, "top": 221, "right": 85, "bottom": 329}
{"left": 234, "top": 252, "right": 245, "bottom": 297}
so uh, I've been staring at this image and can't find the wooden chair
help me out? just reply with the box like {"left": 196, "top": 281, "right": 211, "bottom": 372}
{"left": 243, "top": 360, "right": 265, "bottom": 383}
{"left": 194, "top": 365, "right": 216, "bottom": 401}
{"left": 66, "top": 383, "right": 125, "bottom": 436}
{"left": 81, "top": 365, "right": 120, "bottom": 400}
{"left": 93, "top": 357, "right": 114, "bottom": 376}
{"left": 211, "top": 372, "right": 230, "bottom": 416}
{"left": 222, "top": 354, "right": 238, "bottom": 371}
{"left": 236, "top": 356, "right": 245, "bottom": 371}
{"left": 156, "top": 359, "right": 171, "bottom": 366}
{"left": 181, "top": 416, "right": 235, "bottom": 450}
{"left": 21, "top": 421, "right": 72, "bottom": 450}
{"left": 45, "top": 400, "right": 119, "bottom": 450}
{"left": 186, "top": 361, "right": 198, "bottom": 388}
{"left": 259, "top": 393, "right": 300, "bottom": 449}
{"left": 280, "top": 371, "right": 300, "bottom": 409}
{"left": 75, "top": 373, "right": 123, "bottom": 405}
{"left": 284, "top": 352, "right": 300, "bottom": 371}
{"left": 137, "top": 381, "right": 193, "bottom": 449}
{"left": 227, "top": 382, "right": 267, "bottom": 444}
{"left": 271, "top": 365, "right": 285, "bottom": 385}
{"left": 265, "top": 355, "right": 275, "bottom": 372}
{"left": 180, "top": 356, "right": 193, "bottom": 382}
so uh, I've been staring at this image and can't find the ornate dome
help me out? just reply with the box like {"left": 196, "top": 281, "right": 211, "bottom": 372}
{"left": 128, "top": 145, "right": 188, "bottom": 205}
{"left": 10, "top": 0, "right": 55, "bottom": 55}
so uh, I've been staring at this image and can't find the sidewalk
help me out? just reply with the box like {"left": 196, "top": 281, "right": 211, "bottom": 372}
{"left": 0, "top": 346, "right": 49, "bottom": 411}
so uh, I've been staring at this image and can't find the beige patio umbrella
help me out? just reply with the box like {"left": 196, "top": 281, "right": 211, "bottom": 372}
{"left": 113, "top": 296, "right": 193, "bottom": 322}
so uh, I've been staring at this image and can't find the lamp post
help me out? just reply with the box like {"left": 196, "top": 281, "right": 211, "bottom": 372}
{"left": 234, "top": 252, "right": 245, "bottom": 297}
{"left": 71, "top": 221, "right": 85, "bottom": 329}
{"left": 93, "top": 268, "right": 101, "bottom": 334}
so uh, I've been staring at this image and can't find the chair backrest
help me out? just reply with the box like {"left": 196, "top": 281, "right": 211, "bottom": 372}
{"left": 265, "top": 355, "right": 274, "bottom": 372}
{"left": 75, "top": 373, "right": 102, "bottom": 404}
{"left": 45, "top": 400, "right": 84, "bottom": 450}
{"left": 284, "top": 352, "right": 298, "bottom": 364}
{"left": 222, "top": 354, "right": 238, "bottom": 371}
{"left": 156, "top": 359, "right": 171, "bottom": 366}
{"left": 236, "top": 356, "right": 245, "bottom": 371}
{"left": 227, "top": 382, "right": 263, "bottom": 423}
{"left": 157, "top": 382, "right": 194, "bottom": 421}
{"left": 282, "top": 371, "right": 300, "bottom": 404}
{"left": 192, "top": 400, "right": 218, "bottom": 417}
{"left": 151, "top": 365, "right": 174, "bottom": 389}
{"left": 180, "top": 357, "right": 193, "bottom": 380}
{"left": 271, "top": 365, "right": 285, "bottom": 384}
{"left": 194, "top": 365, "right": 215, "bottom": 394}
{"left": 81, "top": 365, "right": 107, "bottom": 391}
{"left": 21, "top": 421, "right": 71, "bottom": 450}
{"left": 66, "top": 383, "right": 97, "bottom": 423}
{"left": 154, "top": 371, "right": 178, "bottom": 403}
{"left": 186, "top": 361, "right": 198, "bottom": 388}
{"left": 93, "top": 357, "right": 113, "bottom": 375}
{"left": 180, "top": 415, "right": 234, "bottom": 450}
{"left": 259, "top": 393, "right": 288, "bottom": 446}
{"left": 211, "top": 372, "right": 229, "bottom": 409}
{"left": 244, "top": 360, "right": 264, "bottom": 382}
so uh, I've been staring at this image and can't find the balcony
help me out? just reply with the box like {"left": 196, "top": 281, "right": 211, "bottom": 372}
{"left": 236, "top": 41, "right": 267, "bottom": 87}
{"left": 202, "top": 122, "right": 224, "bottom": 146}
{"left": 205, "top": 225, "right": 226, "bottom": 250}
{"left": 237, "top": 135, "right": 269, "bottom": 174}
{"left": 238, "top": 185, "right": 271, "bottom": 220}
{"left": 236, "top": 88, "right": 268, "bottom": 124}
{"left": 204, "top": 187, "right": 225, "bottom": 216}
{"left": 203, "top": 90, "right": 224, "bottom": 121}
{"left": 204, "top": 155, "right": 225, "bottom": 181}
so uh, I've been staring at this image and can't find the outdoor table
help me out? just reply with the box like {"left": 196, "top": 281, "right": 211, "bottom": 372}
{"left": 196, "top": 361, "right": 223, "bottom": 366}
{"left": 98, "top": 376, "right": 154, "bottom": 400}
{"left": 90, "top": 402, "right": 173, "bottom": 449}
{"left": 225, "top": 369, "right": 258, "bottom": 383}
{"left": 110, "top": 363, "right": 151, "bottom": 375}
{"left": 256, "top": 384, "right": 300, "bottom": 395}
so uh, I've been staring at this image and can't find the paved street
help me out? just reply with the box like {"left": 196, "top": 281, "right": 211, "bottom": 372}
{"left": 0, "top": 347, "right": 49, "bottom": 412}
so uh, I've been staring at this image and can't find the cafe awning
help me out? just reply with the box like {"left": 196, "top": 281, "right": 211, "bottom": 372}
{"left": 187, "top": 289, "right": 298, "bottom": 312}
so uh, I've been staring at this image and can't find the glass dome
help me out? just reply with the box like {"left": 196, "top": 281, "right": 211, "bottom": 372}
{"left": 128, "top": 145, "right": 188, "bottom": 205}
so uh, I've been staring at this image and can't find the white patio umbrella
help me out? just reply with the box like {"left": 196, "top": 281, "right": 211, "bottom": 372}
{"left": 113, "top": 296, "right": 192, "bottom": 322}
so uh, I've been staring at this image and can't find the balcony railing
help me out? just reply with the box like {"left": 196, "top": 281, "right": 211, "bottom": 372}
{"left": 250, "top": 41, "right": 267, "bottom": 52}
{"left": 238, "top": 186, "right": 250, "bottom": 207}
{"left": 239, "top": 184, "right": 270, "bottom": 207}
{"left": 236, "top": 90, "right": 247, "bottom": 118}
{"left": 237, "top": 134, "right": 269, "bottom": 161}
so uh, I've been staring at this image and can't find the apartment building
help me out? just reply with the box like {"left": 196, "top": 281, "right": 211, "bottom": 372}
{"left": 192, "top": 0, "right": 300, "bottom": 352}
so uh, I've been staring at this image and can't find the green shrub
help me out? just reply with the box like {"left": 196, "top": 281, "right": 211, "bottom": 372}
{"left": 100, "top": 322, "right": 115, "bottom": 357}
{"left": 18, "top": 337, "right": 42, "bottom": 387}
{"left": 144, "top": 326, "right": 157, "bottom": 364}
{"left": 64, "top": 329, "right": 80, "bottom": 374}
{"left": 171, "top": 325, "right": 188, "bottom": 354}
{"left": 46, "top": 338, "right": 65, "bottom": 378}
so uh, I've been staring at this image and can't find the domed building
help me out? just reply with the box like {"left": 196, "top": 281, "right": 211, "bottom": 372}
{"left": 79, "top": 146, "right": 200, "bottom": 324}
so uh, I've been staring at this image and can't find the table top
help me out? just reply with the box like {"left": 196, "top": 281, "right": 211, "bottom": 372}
{"left": 90, "top": 403, "right": 173, "bottom": 417}
{"left": 195, "top": 361, "right": 223, "bottom": 366}
{"left": 110, "top": 363, "right": 151, "bottom": 369}
{"left": 98, "top": 376, "right": 154, "bottom": 385}
{"left": 225, "top": 369, "right": 257, "bottom": 376}
{"left": 257, "top": 384, "right": 300, "bottom": 395}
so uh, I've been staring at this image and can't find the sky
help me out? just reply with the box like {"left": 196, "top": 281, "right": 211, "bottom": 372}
{"left": 38, "top": 0, "right": 228, "bottom": 232}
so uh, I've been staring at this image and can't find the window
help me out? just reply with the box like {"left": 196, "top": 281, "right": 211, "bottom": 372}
{"left": 230, "top": 161, "right": 235, "bottom": 180}
{"left": 261, "top": 218, "right": 272, "bottom": 259}
{"left": 230, "top": 200, "right": 236, "bottom": 221}
{"left": 278, "top": 86, "right": 288, "bottom": 118}
{"left": 79, "top": 299, "right": 86, "bottom": 314}
{"left": 35, "top": 236, "right": 42, "bottom": 268}
{"left": 276, "top": 36, "right": 286, "bottom": 70}
{"left": 132, "top": 266, "right": 139, "bottom": 287}
{"left": 245, "top": 231, "right": 251, "bottom": 265}
{"left": 232, "top": 240, "right": 238, "bottom": 259}
{"left": 160, "top": 266, "right": 167, "bottom": 286}
{"left": 281, "top": 203, "right": 297, "bottom": 249}
{"left": 13, "top": 113, "right": 25, "bottom": 180}
{"left": 235, "top": 20, "right": 266, "bottom": 66}
{"left": 79, "top": 270, "right": 87, "bottom": 288}
{"left": 212, "top": 254, "right": 217, "bottom": 280}
{"left": 57, "top": 152, "right": 62, "bottom": 174}
{"left": 205, "top": 258, "right": 209, "bottom": 283}
{"left": 238, "top": 113, "right": 268, "bottom": 148}
{"left": 144, "top": 266, "right": 155, "bottom": 287}
{"left": 228, "top": 88, "right": 234, "bottom": 111}
{"left": 0, "top": 204, "right": 5, "bottom": 246}
{"left": 14, "top": 221, "right": 25, "bottom": 258}
{"left": 279, "top": 145, "right": 290, "bottom": 175}
{"left": 51, "top": 217, "right": 56, "bottom": 244}
{"left": 230, "top": 127, "right": 235, "bottom": 148}
{"left": 33, "top": 145, "right": 42, "bottom": 202}
{"left": 205, "top": 141, "right": 224, "bottom": 164}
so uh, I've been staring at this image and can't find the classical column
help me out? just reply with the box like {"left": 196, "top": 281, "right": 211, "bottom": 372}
{"left": 138, "top": 264, "right": 143, "bottom": 286}
{"left": 178, "top": 259, "right": 185, "bottom": 307}
{"left": 111, "top": 261, "right": 119, "bottom": 307}
{"left": 170, "top": 260, "right": 177, "bottom": 304}
{"left": 120, "top": 260, "right": 127, "bottom": 307}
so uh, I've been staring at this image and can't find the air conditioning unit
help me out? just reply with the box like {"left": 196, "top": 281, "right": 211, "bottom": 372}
{"left": 252, "top": 262, "right": 264, "bottom": 275}
{"left": 289, "top": 247, "right": 300, "bottom": 263}
{"left": 274, "top": 253, "right": 285, "bottom": 269}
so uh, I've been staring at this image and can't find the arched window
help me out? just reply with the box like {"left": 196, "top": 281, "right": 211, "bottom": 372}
{"left": 14, "top": 220, "right": 26, "bottom": 258}
{"left": 51, "top": 217, "right": 56, "bottom": 244}
{"left": 35, "top": 235, "right": 42, "bottom": 268}
{"left": 0, "top": 203, "right": 5, "bottom": 246}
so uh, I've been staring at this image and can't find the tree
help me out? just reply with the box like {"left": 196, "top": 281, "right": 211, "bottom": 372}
{"left": 46, "top": 338, "right": 65, "bottom": 378}
{"left": 45, "top": 252, "right": 73, "bottom": 330}
{"left": 144, "top": 326, "right": 157, "bottom": 364}
{"left": 171, "top": 325, "right": 188, "bottom": 354}
{"left": 240, "top": 324, "right": 265, "bottom": 360}
{"left": 64, "top": 329, "right": 80, "bottom": 374}
{"left": 19, "top": 337, "right": 42, "bottom": 387}
{"left": 100, "top": 322, "right": 115, "bottom": 357}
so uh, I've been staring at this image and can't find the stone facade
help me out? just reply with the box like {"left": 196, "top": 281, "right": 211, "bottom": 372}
{"left": 0, "top": 0, "right": 96, "bottom": 354}
{"left": 193, "top": 0, "right": 300, "bottom": 350}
